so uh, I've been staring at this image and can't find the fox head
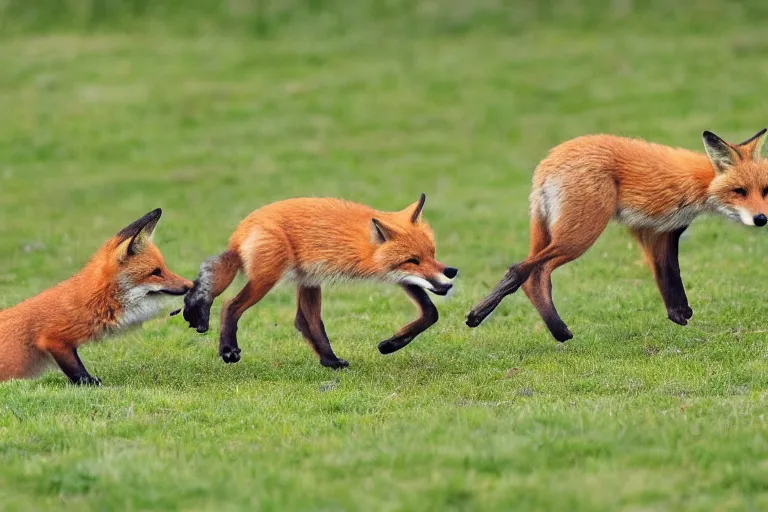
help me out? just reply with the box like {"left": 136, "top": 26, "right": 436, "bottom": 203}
{"left": 370, "top": 194, "right": 458, "bottom": 295}
{"left": 97, "top": 209, "right": 192, "bottom": 328}
{"left": 705, "top": 128, "right": 768, "bottom": 227}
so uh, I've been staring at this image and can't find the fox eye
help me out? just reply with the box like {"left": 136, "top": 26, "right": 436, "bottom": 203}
{"left": 404, "top": 258, "right": 420, "bottom": 266}
{"left": 733, "top": 188, "right": 748, "bottom": 197}
{"left": 150, "top": 268, "right": 162, "bottom": 277}
{"left": 763, "top": 187, "right": 768, "bottom": 197}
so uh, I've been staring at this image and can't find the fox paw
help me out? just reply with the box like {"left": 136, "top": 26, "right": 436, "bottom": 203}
{"left": 668, "top": 305, "right": 693, "bottom": 326}
{"left": 74, "top": 375, "right": 101, "bottom": 386}
{"left": 465, "top": 310, "right": 484, "bottom": 328}
{"left": 219, "top": 345, "right": 241, "bottom": 364}
{"left": 378, "top": 336, "right": 414, "bottom": 354}
{"left": 551, "top": 326, "right": 574, "bottom": 343}
{"left": 183, "top": 298, "right": 211, "bottom": 334}
{"left": 320, "top": 358, "right": 349, "bottom": 369}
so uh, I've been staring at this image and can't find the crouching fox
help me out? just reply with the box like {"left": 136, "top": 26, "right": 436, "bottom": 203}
{"left": 0, "top": 209, "right": 192, "bottom": 384}
{"left": 183, "top": 194, "right": 457, "bottom": 368}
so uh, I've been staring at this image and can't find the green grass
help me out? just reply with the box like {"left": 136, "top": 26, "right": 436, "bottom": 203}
{"left": 2, "top": 2, "right": 768, "bottom": 510}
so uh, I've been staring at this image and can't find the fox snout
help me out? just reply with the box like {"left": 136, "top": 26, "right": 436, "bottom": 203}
{"left": 148, "top": 275, "right": 193, "bottom": 296}
{"left": 160, "top": 277, "right": 193, "bottom": 296}
{"left": 733, "top": 207, "right": 768, "bottom": 227}
{"left": 425, "top": 266, "right": 459, "bottom": 296}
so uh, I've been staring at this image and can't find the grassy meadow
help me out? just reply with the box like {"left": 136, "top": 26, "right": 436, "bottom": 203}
{"left": 1, "top": 1, "right": 768, "bottom": 510}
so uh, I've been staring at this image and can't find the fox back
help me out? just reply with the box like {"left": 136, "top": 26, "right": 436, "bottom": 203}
{"left": 531, "top": 129, "right": 768, "bottom": 231}
{"left": 228, "top": 196, "right": 453, "bottom": 292}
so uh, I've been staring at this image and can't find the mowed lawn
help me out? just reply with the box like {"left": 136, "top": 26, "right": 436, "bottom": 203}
{"left": 2, "top": 10, "right": 768, "bottom": 511}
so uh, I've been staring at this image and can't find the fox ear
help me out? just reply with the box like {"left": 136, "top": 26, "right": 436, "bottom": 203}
{"left": 737, "top": 128, "right": 767, "bottom": 161}
{"left": 402, "top": 193, "right": 426, "bottom": 224}
{"left": 116, "top": 208, "right": 162, "bottom": 258}
{"left": 703, "top": 131, "right": 741, "bottom": 174}
{"left": 370, "top": 218, "right": 395, "bottom": 245}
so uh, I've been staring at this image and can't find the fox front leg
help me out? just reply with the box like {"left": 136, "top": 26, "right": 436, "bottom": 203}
{"left": 632, "top": 227, "right": 693, "bottom": 326}
{"left": 40, "top": 338, "right": 101, "bottom": 386}
{"left": 378, "top": 284, "right": 439, "bottom": 355}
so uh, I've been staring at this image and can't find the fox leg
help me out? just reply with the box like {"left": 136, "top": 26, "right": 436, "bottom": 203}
{"left": 39, "top": 338, "right": 100, "bottom": 385}
{"left": 378, "top": 284, "right": 438, "bottom": 355}
{"left": 467, "top": 181, "right": 615, "bottom": 331}
{"left": 465, "top": 261, "right": 535, "bottom": 327}
{"left": 522, "top": 254, "right": 583, "bottom": 342}
{"left": 466, "top": 211, "right": 554, "bottom": 328}
{"left": 294, "top": 285, "right": 348, "bottom": 369}
{"left": 219, "top": 276, "right": 279, "bottom": 364}
{"left": 521, "top": 216, "right": 574, "bottom": 342}
{"left": 631, "top": 226, "right": 692, "bottom": 326}
{"left": 184, "top": 250, "right": 242, "bottom": 333}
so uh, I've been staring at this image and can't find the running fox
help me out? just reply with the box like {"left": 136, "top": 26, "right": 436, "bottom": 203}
{"left": 182, "top": 194, "right": 457, "bottom": 368}
{"left": 467, "top": 128, "right": 768, "bottom": 340}
{"left": 0, "top": 209, "right": 192, "bottom": 384}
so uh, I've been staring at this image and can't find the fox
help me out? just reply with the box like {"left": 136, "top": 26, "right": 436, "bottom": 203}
{"left": 466, "top": 128, "right": 768, "bottom": 341}
{"left": 0, "top": 209, "right": 192, "bottom": 385}
{"left": 181, "top": 194, "right": 457, "bottom": 368}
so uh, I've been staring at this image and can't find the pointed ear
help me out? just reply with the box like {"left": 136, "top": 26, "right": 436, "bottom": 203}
{"left": 370, "top": 218, "right": 396, "bottom": 245}
{"left": 116, "top": 208, "right": 162, "bottom": 259}
{"left": 402, "top": 193, "right": 426, "bottom": 224}
{"left": 702, "top": 131, "right": 741, "bottom": 174}
{"left": 736, "top": 128, "right": 767, "bottom": 161}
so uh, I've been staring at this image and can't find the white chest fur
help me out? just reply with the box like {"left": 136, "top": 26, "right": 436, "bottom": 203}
{"left": 615, "top": 203, "right": 705, "bottom": 232}
{"left": 115, "top": 284, "right": 165, "bottom": 330}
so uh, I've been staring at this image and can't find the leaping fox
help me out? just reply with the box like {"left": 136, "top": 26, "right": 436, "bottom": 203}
{"left": 0, "top": 209, "right": 192, "bottom": 384}
{"left": 182, "top": 194, "right": 457, "bottom": 368}
{"left": 467, "top": 129, "right": 768, "bottom": 340}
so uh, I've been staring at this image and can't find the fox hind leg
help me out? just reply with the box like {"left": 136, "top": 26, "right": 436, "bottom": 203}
{"left": 468, "top": 177, "right": 615, "bottom": 334}
{"left": 466, "top": 218, "right": 550, "bottom": 328}
{"left": 523, "top": 256, "right": 578, "bottom": 342}
{"left": 295, "top": 285, "right": 348, "bottom": 369}
{"left": 522, "top": 216, "right": 574, "bottom": 342}
{"left": 467, "top": 196, "right": 553, "bottom": 328}
{"left": 521, "top": 195, "right": 613, "bottom": 340}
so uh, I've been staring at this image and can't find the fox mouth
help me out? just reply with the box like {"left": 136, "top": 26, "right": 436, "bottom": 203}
{"left": 148, "top": 288, "right": 188, "bottom": 297}
{"left": 429, "top": 283, "right": 453, "bottom": 296}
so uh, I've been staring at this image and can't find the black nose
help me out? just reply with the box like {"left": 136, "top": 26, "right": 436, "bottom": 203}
{"left": 443, "top": 267, "right": 458, "bottom": 279}
{"left": 754, "top": 214, "right": 767, "bottom": 227}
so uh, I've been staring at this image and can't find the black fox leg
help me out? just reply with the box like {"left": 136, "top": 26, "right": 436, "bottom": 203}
{"left": 295, "top": 286, "right": 348, "bottom": 369}
{"left": 466, "top": 263, "right": 530, "bottom": 327}
{"left": 632, "top": 227, "right": 692, "bottom": 326}
{"left": 219, "top": 277, "right": 277, "bottom": 363}
{"left": 378, "top": 284, "right": 438, "bottom": 354}
{"left": 522, "top": 263, "right": 573, "bottom": 342}
{"left": 656, "top": 227, "right": 692, "bottom": 325}
{"left": 183, "top": 286, "right": 212, "bottom": 333}
{"left": 468, "top": 194, "right": 614, "bottom": 332}
{"left": 43, "top": 340, "right": 100, "bottom": 385}
{"left": 184, "top": 251, "right": 242, "bottom": 333}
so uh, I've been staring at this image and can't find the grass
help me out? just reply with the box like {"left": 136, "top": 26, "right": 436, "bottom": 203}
{"left": 1, "top": 2, "right": 768, "bottom": 510}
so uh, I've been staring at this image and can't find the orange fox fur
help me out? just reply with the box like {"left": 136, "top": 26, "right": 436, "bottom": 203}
{"left": 467, "top": 129, "right": 768, "bottom": 341}
{"left": 0, "top": 209, "right": 192, "bottom": 384}
{"left": 183, "top": 194, "right": 457, "bottom": 368}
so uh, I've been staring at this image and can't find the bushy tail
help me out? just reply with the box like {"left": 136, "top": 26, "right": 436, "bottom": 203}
{"left": 183, "top": 250, "right": 242, "bottom": 333}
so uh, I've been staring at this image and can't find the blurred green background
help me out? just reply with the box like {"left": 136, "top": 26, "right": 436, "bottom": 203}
{"left": 1, "top": 1, "right": 767, "bottom": 510}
